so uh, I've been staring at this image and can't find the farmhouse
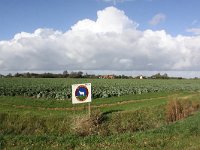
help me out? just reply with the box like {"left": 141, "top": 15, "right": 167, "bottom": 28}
{"left": 99, "top": 75, "right": 115, "bottom": 79}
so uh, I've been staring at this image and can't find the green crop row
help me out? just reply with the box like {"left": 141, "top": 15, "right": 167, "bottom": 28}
{"left": 0, "top": 78, "right": 200, "bottom": 100}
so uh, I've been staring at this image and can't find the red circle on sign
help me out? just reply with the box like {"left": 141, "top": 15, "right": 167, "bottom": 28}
{"left": 75, "top": 85, "right": 89, "bottom": 101}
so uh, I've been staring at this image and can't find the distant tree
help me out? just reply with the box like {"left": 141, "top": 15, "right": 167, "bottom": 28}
{"left": 151, "top": 73, "right": 162, "bottom": 79}
{"left": 14, "top": 72, "right": 22, "bottom": 77}
{"left": 14, "top": 73, "right": 19, "bottom": 77}
{"left": 163, "top": 73, "right": 169, "bottom": 79}
{"left": 121, "top": 74, "right": 129, "bottom": 79}
{"left": 151, "top": 73, "right": 169, "bottom": 79}
{"left": 63, "top": 70, "right": 69, "bottom": 77}
{"left": 69, "top": 71, "right": 84, "bottom": 78}
{"left": 84, "top": 73, "right": 97, "bottom": 78}
{"left": 6, "top": 73, "right": 12, "bottom": 78}
{"left": 69, "top": 72, "right": 78, "bottom": 78}
{"left": 77, "top": 71, "right": 83, "bottom": 78}
{"left": 24, "top": 72, "right": 31, "bottom": 78}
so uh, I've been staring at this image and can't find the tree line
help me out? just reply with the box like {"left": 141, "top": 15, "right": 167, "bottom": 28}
{"left": 0, "top": 71, "right": 185, "bottom": 79}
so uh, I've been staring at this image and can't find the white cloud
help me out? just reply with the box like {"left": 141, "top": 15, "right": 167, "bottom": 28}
{"left": 0, "top": 6, "right": 200, "bottom": 72}
{"left": 71, "top": 7, "right": 138, "bottom": 33}
{"left": 149, "top": 13, "right": 166, "bottom": 26}
{"left": 186, "top": 28, "right": 200, "bottom": 35}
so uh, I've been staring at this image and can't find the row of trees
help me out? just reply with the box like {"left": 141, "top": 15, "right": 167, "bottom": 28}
{"left": 0, "top": 71, "right": 184, "bottom": 79}
{"left": 0, "top": 71, "right": 84, "bottom": 78}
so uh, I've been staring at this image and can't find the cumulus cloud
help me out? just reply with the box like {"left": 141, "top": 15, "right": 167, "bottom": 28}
{"left": 71, "top": 7, "right": 138, "bottom": 33}
{"left": 149, "top": 13, "right": 166, "bottom": 26}
{"left": 0, "top": 6, "right": 200, "bottom": 72}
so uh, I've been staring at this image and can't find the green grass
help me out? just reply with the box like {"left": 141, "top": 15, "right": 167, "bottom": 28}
{"left": 0, "top": 91, "right": 194, "bottom": 117}
{"left": 1, "top": 111, "right": 200, "bottom": 149}
{"left": 0, "top": 91, "right": 177, "bottom": 118}
{"left": 101, "top": 97, "right": 167, "bottom": 112}
{"left": 0, "top": 91, "right": 181, "bottom": 109}
{"left": 0, "top": 91, "right": 200, "bottom": 149}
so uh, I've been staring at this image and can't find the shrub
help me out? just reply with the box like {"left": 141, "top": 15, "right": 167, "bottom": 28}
{"left": 72, "top": 109, "right": 105, "bottom": 136}
{"left": 166, "top": 97, "right": 200, "bottom": 123}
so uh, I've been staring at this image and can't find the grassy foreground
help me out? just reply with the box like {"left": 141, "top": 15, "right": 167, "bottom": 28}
{"left": 0, "top": 92, "right": 200, "bottom": 149}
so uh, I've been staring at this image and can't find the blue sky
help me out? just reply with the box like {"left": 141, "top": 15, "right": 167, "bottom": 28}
{"left": 1, "top": 0, "right": 200, "bottom": 74}
{"left": 1, "top": 0, "right": 200, "bottom": 40}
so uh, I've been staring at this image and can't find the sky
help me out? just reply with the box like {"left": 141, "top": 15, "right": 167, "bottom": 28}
{"left": 1, "top": 0, "right": 200, "bottom": 75}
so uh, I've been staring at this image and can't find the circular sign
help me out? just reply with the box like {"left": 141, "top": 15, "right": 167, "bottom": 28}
{"left": 75, "top": 85, "right": 89, "bottom": 101}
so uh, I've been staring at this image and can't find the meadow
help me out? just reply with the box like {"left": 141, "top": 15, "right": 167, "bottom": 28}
{"left": 0, "top": 78, "right": 200, "bottom": 149}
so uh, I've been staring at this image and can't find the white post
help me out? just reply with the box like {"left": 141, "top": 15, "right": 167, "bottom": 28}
{"left": 88, "top": 102, "right": 91, "bottom": 118}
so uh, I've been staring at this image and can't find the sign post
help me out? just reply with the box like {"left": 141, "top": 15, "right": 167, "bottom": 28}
{"left": 72, "top": 83, "right": 92, "bottom": 117}
{"left": 88, "top": 102, "right": 91, "bottom": 118}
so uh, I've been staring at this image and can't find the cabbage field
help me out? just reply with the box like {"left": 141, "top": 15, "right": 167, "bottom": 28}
{"left": 0, "top": 78, "right": 200, "bottom": 100}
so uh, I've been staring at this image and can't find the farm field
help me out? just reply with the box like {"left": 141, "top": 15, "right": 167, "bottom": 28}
{"left": 0, "top": 78, "right": 200, "bottom": 149}
{"left": 1, "top": 78, "right": 200, "bottom": 100}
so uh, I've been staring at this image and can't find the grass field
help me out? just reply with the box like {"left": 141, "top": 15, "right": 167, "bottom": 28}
{"left": 1, "top": 78, "right": 200, "bottom": 149}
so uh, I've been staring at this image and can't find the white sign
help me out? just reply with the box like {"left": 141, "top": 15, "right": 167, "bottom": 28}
{"left": 72, "top": 83, "right": 91, "bottom": 104}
